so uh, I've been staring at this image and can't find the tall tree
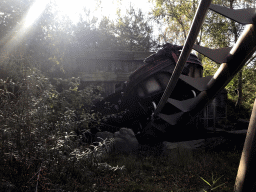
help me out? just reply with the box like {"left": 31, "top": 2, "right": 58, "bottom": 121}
{"left": 113, "top": 6, "right": 156, "bottom": 52}
{"left": 97, "top": 16, "right": 119, "bottom": 50}
{"left": 0, "top": 0, "right": 62, "bottom": 75}
{"left": 72, "top": 5, "right": 156, "bottom": 52}
{"left": 151, "top": 0, "right": 198, "bottom": 45}
{"left": 73, "top": 8, "right": 99, "bottom": 50}
{"left": 0, "top": 0, "right": 44, "bottom": 80}
{"left": 0, "top": 0, "right": 34, "bottom": 56}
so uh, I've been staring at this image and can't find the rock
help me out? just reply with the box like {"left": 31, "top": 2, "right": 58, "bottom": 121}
{"left": 113, "top": 128, "right": 139, "bottom": 154}
{"left": 162, "top": 139, "right": 205, "bottom": 163}
{"left": 95, "top": 131, "right": 114, "bottom": 143}
{"left": 162, "top": 142, "right": 193, "bottom": 164}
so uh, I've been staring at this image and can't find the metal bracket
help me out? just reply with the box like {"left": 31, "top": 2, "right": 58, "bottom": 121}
{"left": 193, "top": 44, "right": 231, "bottom": 64}
{"left": 158, "top": 112, "right": 184, "bottom": 125}
{"left": 167, "top": 97, "right": 198, "bottom": 112}
{"left": 209, "top": 4, "right": 255, "bottom": 24}
{"left": 179, "top": 74, "right": 212, "bottom": 91}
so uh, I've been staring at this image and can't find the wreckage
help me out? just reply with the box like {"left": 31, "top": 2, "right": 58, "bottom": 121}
{"left": 92, "top": 44, "right": 205, "bottom": 143}
{"left": 92, "top": 2, "right": 256, "bottom": 144}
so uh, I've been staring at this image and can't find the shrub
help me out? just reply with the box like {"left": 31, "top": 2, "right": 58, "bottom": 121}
{"left": 0, "top": 59, "right": 110, "bottom": 190}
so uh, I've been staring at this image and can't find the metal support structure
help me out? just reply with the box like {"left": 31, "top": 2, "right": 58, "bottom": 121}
{"left": 156, "top": 22, "right": 256, "bottom": 129}
{"left": 153, "top": 0, "right": 212, "bottom": 116}
{"left": 234, "top": 97, "right": 256, "bottom": 192}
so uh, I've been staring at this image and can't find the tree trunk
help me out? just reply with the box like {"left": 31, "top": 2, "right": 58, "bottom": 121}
{"left": 230, "top": 0, "right": 243, "bottom": 109}
{"left": 236, "top": 70, "right": 243, "bottom": 109}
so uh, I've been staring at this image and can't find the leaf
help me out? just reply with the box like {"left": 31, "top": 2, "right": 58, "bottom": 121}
{"left": 200, "top": 177, "right": 212, "bottom": 187}
{"left": 211, "top": 183, "right": 225, "bottom": 191}
{"left": 212, "top": 175, "right": 223, "bottom": 185}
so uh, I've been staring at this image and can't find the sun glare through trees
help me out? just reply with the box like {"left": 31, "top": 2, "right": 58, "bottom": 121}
{"left": 24, "top": 0, "right": 49, "bottom": 28}
{"left": 23, "top": 0, "right": 97, "bottom": 26}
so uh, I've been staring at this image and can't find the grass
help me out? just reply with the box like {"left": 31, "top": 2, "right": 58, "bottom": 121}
{"left": 90, "top": 147, "right": 241, "bottom": 192}
{"left": 0, "top": 136, "right": 242, "bottom": 192}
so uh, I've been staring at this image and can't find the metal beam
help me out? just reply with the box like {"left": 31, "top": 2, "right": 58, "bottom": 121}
{"left": 173, "top": 23, "right": 256, "bottom": 126}
{"left": 234, "top": 97, "right": 256, "bottom": 192}
{"left": 154, "top": 0, "right": 212, "bottom": 116}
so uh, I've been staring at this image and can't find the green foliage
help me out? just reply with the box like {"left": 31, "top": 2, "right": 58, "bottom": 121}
{"left": 224, "top": 66, "right": 256, "bottom": 114}
{"left": 46, "top": 77, "right": 103, "bottom": 122}
{"left": 200, "top": 174, "right": 225, "bottom": 191}
{"left": 82, "top": 5, "right": 157, "bottom": 52}
{"left": 202, "top": 57, "right": 219, "bottom": 77}
{"left": 152, "top": 0, "right": 198, "bottom": 44}
{"left": 0, "top": 46, "right": 106, "bottom": 187}
{"left": 151, "top": 0, "right": 254, "bottom": 47}
{"left": 97, "top": 16, "right": 120, "bottom": 50}
{"left": 113, "top": 6, "right": 156, "bottom": 51}
{"left": 0, "top": 0, "right": 33, "bottom": 41}
{"left": 0, "top": 56, "right": 118, "bottom": 190}
{"left": 240, "top": 67, "right": 256, "bottom": 109}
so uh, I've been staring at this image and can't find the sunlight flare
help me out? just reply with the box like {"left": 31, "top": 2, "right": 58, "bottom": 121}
{"left": 24, "top": 0, "right": 49, "bottom": 28}
{"left": 53, "top": 0, "right": 96, "bottom": 24}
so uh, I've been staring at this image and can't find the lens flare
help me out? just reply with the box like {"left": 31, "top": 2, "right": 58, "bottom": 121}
{"left": 24, "top": 0, "right": 49, "bottom": 29}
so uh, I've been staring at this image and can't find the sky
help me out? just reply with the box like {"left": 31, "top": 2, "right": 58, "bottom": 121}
{"left": 51, "top": 0, "right": 160, "bottom": 41}
{"left": 97, "top": 0, "right": 154, "bottom": 20}
{"left": 16, "top": 0, "right": 161, "bottom": 49}
{"left": 49, "top": 0, "right": 154, "bottom": 24}
{"left": 94, "top": 0, "right": 160, "bottom": 40}
{"left": 23, "top": 0, "right": 156, "bottom": 30}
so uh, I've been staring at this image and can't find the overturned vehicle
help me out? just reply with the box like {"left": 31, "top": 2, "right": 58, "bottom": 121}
{"left": 92, "top": 44, "right": 205, "bottom": 144}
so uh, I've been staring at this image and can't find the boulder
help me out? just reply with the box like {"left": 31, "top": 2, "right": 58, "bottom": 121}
{"left": 113, "top": 128, "right": 139, "bottom": 154}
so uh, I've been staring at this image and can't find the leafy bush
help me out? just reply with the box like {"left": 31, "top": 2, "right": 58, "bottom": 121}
{"left": 0, "top": 59, "right": 120, "bottom": 191}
